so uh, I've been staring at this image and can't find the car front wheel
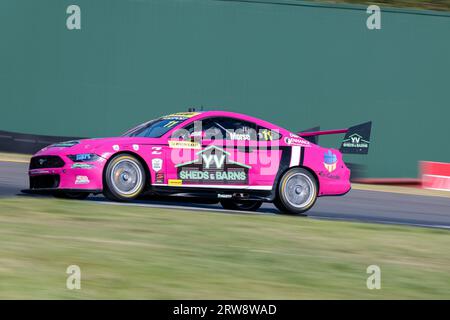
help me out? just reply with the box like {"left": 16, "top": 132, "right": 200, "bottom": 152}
{"left": 103, "top": 154, "right": 146, "bottom": 201}
{"left": 274, "top": 168, "right": 318, "bottom": 215}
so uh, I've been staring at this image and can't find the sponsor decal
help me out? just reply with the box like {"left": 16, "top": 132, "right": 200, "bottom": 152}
{"left": 342, "top": 133, "right": 370, "bottom": 149}
{"left": 152, "top": 158, "right": 163, "bottom": 172}
{"left": 175, "top": 145, "right": 251, "bottom": 185}
{"left": 161, "top": 112, "right": 200, "bottom": 122}
{"left": 169, "top": 140, "right": 201, "bottom": 149}
{"left": 217, "top": 194, "right": 233, "bottom": 199}
{"left": 71, "top": 163, "right": 94, "bottom": 169}
{"left": 319, "top": 171, "right": 340, "bottom": 180}
{"left": 112, "top": 144, "right": 120, "bottom": 151}
{"left": 155, "top": 172, "right": 165, "bottom": 184}
{"left": 73, "top": 153, "right": 97, "bottom": 161}
{"left": 168, "top": 179, "right": 182, "bottom": 186}
{"left": 260, "top": 129, "right": 273, "bottom": 141}
{"left": 284, "top": 136, "right": 310, "bottom": 147}
{"left": 229, "top": 132, "right": 251, "bottom": 141}
{"left": 151, "top": 146, "right": 162, "bottom": 155}
{"left": 163, "top": 120, "right": 180, "bottom": 128}
{"left": 75, "top": 175, "right": 90, "bottom": 184}
{"left": 323, "top": 150, "right": 338, "bottom": 173}
{"left": 132, "top": 144, "right": 139, "bottom": 151}
{"left": 39, "top": 158, "right": 47, "bottom": 166}
{"left": 161, "top": 116, "right": 186, "bottom": 121}
{"left": 340, "top": 122, "right": 372, "bottom": 154}
{"left": 163, "top": 112, "right": 200, "bottom": 119}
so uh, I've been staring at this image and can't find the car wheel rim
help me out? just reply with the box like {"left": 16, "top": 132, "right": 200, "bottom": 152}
{"left": 110, "top": 159, "right": 143, "bottom": 196}
{"left": 284, "top": 173, "right": 315, "bottom": 208}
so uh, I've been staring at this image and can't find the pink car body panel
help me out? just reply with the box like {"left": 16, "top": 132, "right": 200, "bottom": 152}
{"left": 29, "top": 111, "right": 351, "bottom": 196}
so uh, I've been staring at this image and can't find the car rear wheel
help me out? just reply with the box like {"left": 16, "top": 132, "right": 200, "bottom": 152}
{"left": 54, "top": 191, "right": 89, "bottom": 200}
{"left": 274, "top": 168, "right": 317, "bottom": 215}
{"left": 220, "top": 200, "right": 262, "bottom": 211}
{"left": 103, "top": 154, "right": 146, "bottom": 201}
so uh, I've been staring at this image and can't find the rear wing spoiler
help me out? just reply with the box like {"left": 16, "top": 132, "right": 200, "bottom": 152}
{"left": 298, "top": 121, "right": 372, "bottom": 155}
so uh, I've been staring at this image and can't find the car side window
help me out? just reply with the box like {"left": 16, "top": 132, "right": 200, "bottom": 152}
{"left": 180, "top": 118, "right": 224, "bottom": 140}
{"left": 181, "top": 117, "right": 258, "bottom": 141}
{"left": 213, "top": 117, "right": 257, "bottom": 141}
{"left": 201, "top": 118, "right": 227, "bottom": 139}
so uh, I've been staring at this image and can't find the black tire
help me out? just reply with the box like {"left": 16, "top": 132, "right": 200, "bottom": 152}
{"left": 274, "top": 167, "right": 318, "bottom": 215}
{"left": 53, "top": 191, "right": 90, "bottom": 200}
{"left": 220, "top": 200, "right": 262, "bottom": 211}
{"left": 103, "top": 154, "right": 146, "bottom": 201}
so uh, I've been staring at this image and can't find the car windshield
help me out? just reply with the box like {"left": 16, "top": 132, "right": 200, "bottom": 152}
{"left": 122, "top": 116, "right": 190, "bottom": 138}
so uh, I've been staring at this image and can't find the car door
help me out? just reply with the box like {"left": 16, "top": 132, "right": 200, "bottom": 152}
{"left": 164, "top": 116, "right": 259, "bottom": 188}
{"left": 208, "top": 117, "right": 281, "bottom": 190}
{"left": 199, "top": 117, "right": 256, "bottom": 187}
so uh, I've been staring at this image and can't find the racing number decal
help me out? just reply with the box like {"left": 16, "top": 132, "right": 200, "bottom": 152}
{"left": 261, "top": 129, "right": 273, "bottom": 141}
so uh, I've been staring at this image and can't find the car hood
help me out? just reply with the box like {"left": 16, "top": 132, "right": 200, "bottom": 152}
{"left": 34, "top": 137, "right": 164, "bottom": 157}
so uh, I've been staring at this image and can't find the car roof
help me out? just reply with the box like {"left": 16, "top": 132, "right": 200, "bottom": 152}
{"left": 186, "top": 110, "right": 284, "bottom": 131}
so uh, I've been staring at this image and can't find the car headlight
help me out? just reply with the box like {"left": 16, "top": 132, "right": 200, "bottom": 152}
{"left": 67, "top": 154, "right": 100, "bottom": 162}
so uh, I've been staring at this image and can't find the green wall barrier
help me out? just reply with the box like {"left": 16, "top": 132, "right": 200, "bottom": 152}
{"left": 0, "top": 0, "right": 449, "bottom": 177}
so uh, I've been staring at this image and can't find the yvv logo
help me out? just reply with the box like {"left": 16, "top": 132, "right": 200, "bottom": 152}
{"left": 323, "top": 150, "right": 337, "bottom": 173}
{"left": 176, "top": 146, "right": 251, "bottom": 185}
{"left": 202, "top": 153, "right": 226, "bottom": 169}
{"left": 342, "top": 133, "right": 370, "bottom": 149}
{"left": 351, "top": 135, "right": 361, "bottom": 143}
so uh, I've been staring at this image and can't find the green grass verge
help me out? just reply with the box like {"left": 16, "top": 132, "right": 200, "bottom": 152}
{"left": 0, "top": 197, "right": 449, "bottom": 299}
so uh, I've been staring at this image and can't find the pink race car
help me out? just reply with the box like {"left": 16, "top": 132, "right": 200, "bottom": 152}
{"left": 26, "top": 110, "right": 371, "bottom": 215}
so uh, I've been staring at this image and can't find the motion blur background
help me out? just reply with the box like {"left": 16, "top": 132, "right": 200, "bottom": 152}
{"left": 1, "top": 0, "right": 449, "bottom": 178}
{"left": 1, "top": 0, "right": 450, "bottom": 300}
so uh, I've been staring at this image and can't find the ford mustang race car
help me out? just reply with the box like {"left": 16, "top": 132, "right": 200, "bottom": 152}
{"left": 26, "top": 110, "right": 371, "bottom": 215}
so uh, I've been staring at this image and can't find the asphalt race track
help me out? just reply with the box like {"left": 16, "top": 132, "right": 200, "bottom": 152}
{"left": 1, "top": 161, "right": 450, "bottom": 229}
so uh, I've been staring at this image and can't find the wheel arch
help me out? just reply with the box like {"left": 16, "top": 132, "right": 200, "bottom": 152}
{"left": 102, "top": 151, "right": 151, "bottom": 191}
{"left": 275, "top": 165, "right": 320, "bottom": 196}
